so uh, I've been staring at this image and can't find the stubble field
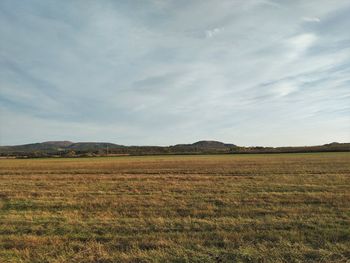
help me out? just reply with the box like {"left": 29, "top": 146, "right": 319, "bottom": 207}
{"left": 0, "top": 153, "right": 349, "bottom": 262}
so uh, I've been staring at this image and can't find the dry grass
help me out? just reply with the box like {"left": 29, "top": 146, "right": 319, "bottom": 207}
{"left": 0, "top": 153, "right": 349, "bottom": 262}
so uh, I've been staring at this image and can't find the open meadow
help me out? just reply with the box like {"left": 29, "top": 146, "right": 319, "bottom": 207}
{"left": 0, "top": 153, "right": 349, "bottom": 262}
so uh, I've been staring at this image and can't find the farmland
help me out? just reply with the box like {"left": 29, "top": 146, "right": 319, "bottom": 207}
{"left": 0, "top": 153, "right": 349, "bottom": 262}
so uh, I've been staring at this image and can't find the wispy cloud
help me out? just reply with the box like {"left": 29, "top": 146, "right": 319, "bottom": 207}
{"left": 303, "top": 17, "right": 321, "bottom": 23}
{"left": 286, "top": 33, "right": 317, "bottom": 60}
{"left": 205, "top": 27, "right": 224, "bottom": 38}
{"left": 0, "top": 0, "right": 349, "bottom": 146}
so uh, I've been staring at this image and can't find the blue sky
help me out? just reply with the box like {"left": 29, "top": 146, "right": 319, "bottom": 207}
{"left": 0, "top": 0, "right": 349, "bottom": 146}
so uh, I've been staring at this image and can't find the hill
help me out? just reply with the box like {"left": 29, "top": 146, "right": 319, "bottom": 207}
{"left": 0, "top": 140, "right": 349, "bottom": 158}
{"left": 175, "top": 140, "right": 236, "bottom": 148}
{"left": 0, "top": 141, "right": 123, "bottom": 156}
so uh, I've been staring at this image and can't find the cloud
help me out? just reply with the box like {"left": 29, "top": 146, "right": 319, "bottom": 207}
{"left": 0, "top": 0, "right": 350, "bottom": 146}
{"left": 303, "top": 17, "right": 321, "bottom": 23}
{"left": 271, "top": 81, "right": 299, "bottom": 97}
{"left": 205, "top": 27, "right": 224, "bottom": 38}
{"left": 286, "top": 33, "right": 317, "bottom": 59}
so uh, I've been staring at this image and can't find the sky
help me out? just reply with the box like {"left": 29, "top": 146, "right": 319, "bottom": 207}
{"left": 0, "top": 0, "right": 350, "bottom": 146}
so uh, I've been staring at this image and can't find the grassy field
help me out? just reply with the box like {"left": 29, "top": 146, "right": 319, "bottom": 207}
{"left": 0, "top": 153, "right": 349, "bottom": 262}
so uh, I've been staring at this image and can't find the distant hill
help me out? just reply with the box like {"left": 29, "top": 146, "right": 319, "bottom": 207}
{"left": 0, "top": 141, "right": 123, "bottom": 155}
{"left": 42, "top": 141, "right": 74, "bottom": 147}
{"left": 68, "top": 142, "right": 124, "bottom": 151}
{"left": 0, "top": 140, "right": 349, "bottom": 158}
{"left": 175, "top": 140, "right": 236, "bottom": 148}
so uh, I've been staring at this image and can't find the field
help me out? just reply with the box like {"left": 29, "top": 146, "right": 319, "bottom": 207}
{"left": 0, "top": 153, "right": 349, "bottom": 262}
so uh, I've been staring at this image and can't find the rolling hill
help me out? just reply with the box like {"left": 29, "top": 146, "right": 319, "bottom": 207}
{"left": 0, "top": 140, "right": 349, "bottom": 157}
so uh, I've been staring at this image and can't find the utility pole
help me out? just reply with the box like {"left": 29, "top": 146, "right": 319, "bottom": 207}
{"left": 106, "top": 145, "right": 109, "bottom": 156}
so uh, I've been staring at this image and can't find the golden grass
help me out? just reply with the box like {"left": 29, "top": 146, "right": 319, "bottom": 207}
{"left": 0, "top": 153, "right": 349, "bottom": 262}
